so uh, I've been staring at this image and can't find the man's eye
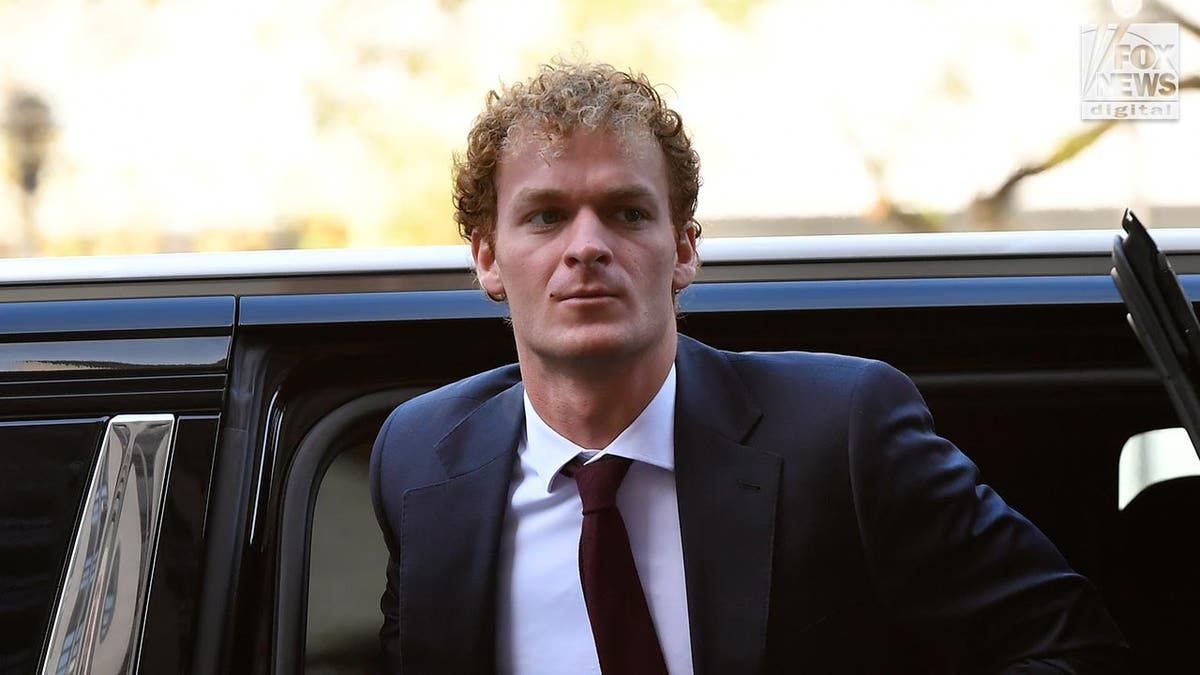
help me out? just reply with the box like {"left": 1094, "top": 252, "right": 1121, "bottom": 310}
{"left": 530, "top": 210, "right": 563, "bottom": 226}
{"left": 616, "top": 208, "right": 646, "bottom": 223}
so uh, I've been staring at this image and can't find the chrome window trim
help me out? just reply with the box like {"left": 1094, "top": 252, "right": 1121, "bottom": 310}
{"left": 5, "top": 229, "right": 1200, "bottom": 286}
{"left": 39, "top": 414, "right": 177, "bottom": 675}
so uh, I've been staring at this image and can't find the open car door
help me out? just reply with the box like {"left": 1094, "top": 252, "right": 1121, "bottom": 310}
{"left": 1110, "top": 209, "right": 1200, "bottom": 671}
{"left": 1111, "top": 209, "right": 1200, "bottom": 457}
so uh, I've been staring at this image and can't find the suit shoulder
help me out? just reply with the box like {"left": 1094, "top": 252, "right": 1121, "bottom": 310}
{"left": 719, "top": 348, "right": 921, "bottom": 410}
{"left": 376, "top": 363, "right": 521, "bottom": 451}
{"left": 724, "top": 348, "right": 875, "bottom": 385}
{"left": 370, "top": 362, "right": 521, "bottom": 523}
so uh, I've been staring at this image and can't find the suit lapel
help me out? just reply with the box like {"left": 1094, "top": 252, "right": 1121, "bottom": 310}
{"left": 675, "top": 336, "right": 781, "bottom": 675}
{"left": 399, "top": 382, "right": 524, "bottom": 674}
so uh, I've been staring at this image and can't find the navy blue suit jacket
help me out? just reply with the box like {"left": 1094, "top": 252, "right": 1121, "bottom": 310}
{"left": 370, "top": 335, "right": 1128, "bottom": 673}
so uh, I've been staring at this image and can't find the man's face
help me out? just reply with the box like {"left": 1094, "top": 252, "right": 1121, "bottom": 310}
{"left": 473, "top": 128, "right": 698, "bottom": 369}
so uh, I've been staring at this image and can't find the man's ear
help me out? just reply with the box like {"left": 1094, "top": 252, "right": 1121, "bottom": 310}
{"left": 672, "top": 222, "right": 699, "bottom": 292}
{"left": 471, "top": 230, "right": 506, "bottom": 301}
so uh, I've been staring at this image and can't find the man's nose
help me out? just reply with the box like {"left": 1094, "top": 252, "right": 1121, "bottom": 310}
{"left": 563, "top": 211, "right": 613, "bottom": 266}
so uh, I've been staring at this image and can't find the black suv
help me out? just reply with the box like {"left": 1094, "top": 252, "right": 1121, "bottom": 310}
{"left": 2, "top": 229, "right": 1197, "bottom": 673}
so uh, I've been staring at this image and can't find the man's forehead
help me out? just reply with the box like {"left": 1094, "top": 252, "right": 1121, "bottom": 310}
{"left": 500, "top": 124, "right": 661, "bottom": 167}
{"left": 494, "top": 133, "right": 669, "bottom": 212}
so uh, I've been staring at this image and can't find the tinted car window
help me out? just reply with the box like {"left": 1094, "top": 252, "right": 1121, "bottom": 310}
{"left": 307, "top": 442, "right": 387, "bottom": 674}
{"left": 0, "top": 418, "right": 105, "bottom": 674}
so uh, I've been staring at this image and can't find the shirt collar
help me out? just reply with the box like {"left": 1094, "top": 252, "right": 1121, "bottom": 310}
{"left": 522, "top": 365, "right": 677, "bottom": 494}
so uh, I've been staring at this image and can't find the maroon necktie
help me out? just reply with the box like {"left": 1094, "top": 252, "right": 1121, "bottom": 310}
{"left": 570, "top": 455, "right": 670, "bottom": 675}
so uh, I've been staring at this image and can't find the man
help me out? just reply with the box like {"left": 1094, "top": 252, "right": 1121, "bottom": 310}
{"left": 370, "top": 62, "right": 1128, "bottom": 674}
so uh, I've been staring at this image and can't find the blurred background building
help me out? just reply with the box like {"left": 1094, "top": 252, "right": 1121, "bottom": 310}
{"left": 0, "top": 0, "right": 1197, "bottom": 256}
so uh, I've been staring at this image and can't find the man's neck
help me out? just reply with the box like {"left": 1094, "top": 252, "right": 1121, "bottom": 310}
{"left": 519, "top": 340, "right": 676, "bottom": 450}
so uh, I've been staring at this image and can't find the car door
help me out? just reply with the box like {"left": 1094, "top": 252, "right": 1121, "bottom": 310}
{"left": 0, "top": 295, "right": 233, "bottom": 675}
{"left": 1111, "top": 211, "right": 1200, "bottom": 670}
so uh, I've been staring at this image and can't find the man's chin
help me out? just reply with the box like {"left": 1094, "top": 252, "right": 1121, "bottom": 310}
{"left": 526, "top": 330, "right": 654, "bottom": 368}
{"left": 549, "top": 336, "right": 633, "bottom": 363}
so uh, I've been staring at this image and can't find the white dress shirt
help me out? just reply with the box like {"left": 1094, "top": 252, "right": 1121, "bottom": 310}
{"left": 496, "top": 366, "right": 693, "bottom": 675}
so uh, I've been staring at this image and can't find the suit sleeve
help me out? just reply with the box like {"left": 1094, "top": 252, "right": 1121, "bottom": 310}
{"left": 846, "top": 360, "right": 1130, "bottom": 674}
{"left": 369, "top": 411, "right": 402, "bottom": 672}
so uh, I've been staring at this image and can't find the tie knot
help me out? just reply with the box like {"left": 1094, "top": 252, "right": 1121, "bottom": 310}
{"left": 572, "top": 455, "right": 632, "bottom": 514}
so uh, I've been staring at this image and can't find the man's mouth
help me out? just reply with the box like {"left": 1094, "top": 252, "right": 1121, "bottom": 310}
{"left": 559, "top": 288, "right": 618, "bottom": 301}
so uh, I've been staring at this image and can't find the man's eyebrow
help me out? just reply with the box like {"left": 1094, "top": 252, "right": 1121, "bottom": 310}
{"left": 510, "top": 188, "right": 567, "bottom": 206}
{"left": 509, "top": 185, "right": 658, "bottom": 206}
{"left": 598, "top": 185, "right": 657, "bottom": 203}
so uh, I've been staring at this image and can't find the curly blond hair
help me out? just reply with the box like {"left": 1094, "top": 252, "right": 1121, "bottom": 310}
{"left": 452, "top": 61, "right": 701, "bottom": 244}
